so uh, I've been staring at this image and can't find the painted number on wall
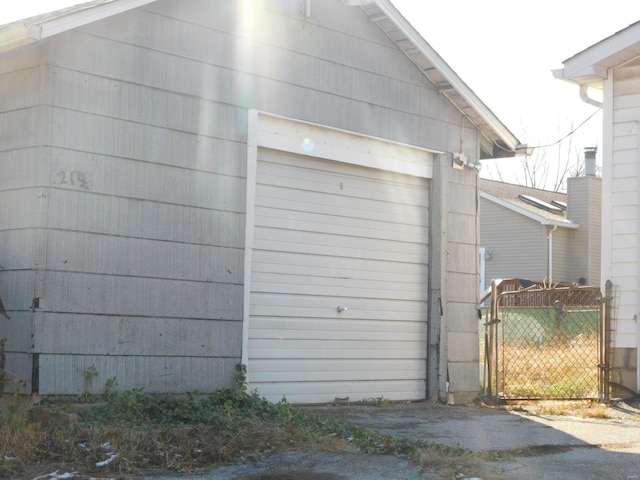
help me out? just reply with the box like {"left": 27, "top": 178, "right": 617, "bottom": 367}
{"left": 56, "top": 170, "right": 90, "bottom": 190}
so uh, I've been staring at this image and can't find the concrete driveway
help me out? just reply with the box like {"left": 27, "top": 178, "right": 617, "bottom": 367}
{"left": 148, "top": 399, "right": 640, "bottom": 480}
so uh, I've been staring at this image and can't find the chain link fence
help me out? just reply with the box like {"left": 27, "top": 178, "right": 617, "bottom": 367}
{"left": 481, "top": 283, "right": 608, "bottom": 401}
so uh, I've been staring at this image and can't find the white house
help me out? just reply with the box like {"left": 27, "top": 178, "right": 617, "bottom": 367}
{"left": 555, "top": 21, "right": 640, "bottom": 396}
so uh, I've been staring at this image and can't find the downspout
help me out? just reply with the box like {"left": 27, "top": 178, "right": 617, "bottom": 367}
{"left": 548, "top": 225, "right": 558, "bottom": 281}
{"left": 580, "top": 85, "right": 603, "bottom": 108}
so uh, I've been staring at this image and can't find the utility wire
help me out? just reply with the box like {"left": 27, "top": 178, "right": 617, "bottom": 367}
{"left": 528, "top": 108, "right": 601, "bottom": 149}
{"left": 492, "top": 108, "right": 601, "bottom": 153}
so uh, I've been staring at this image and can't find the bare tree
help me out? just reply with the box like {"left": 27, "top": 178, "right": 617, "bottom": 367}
{"left": 510, "top": 120, "right": 595, "bottom": 192}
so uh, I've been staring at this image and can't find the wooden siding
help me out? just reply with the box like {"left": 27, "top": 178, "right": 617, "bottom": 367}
{"left": 0, "top": 48, "right": 49, "bottom": 391}
{"left": 0, "top": 0, "right": 484, "bottom": 395}
{"left": 65, "top": 0, "right": 464, "bottom": 152}
{"left": 608, "top": 63, "right": 640, "bottom": 349}
{"left": 248, "top": 149, "right": 429, "bottom": 403}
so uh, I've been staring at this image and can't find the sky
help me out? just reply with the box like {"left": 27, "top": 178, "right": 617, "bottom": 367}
{"left": 3, "top": 0, "right": 640, "bottom": 190}
{"left": 390, "top": 0, "right": 640, "bottom": 189}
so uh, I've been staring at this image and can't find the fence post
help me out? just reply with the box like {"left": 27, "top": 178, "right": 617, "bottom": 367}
{"left": 486, "top": 279, "right": 501, "bottom": 401}
{"left": 601, "top": 280, "right": 612, "bottom": 401}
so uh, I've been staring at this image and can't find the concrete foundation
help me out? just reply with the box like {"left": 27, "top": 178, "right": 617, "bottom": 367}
{"left": 610, "top": 347, "right": 638, "bottom": 397}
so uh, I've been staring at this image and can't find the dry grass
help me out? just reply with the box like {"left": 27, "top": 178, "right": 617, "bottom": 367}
{"left": 506, "top": 400, "right": 611, "bottom": 419}
{"left": 499, "top": 335, "right": 600, "bottom": 399}
{"left": 0, "top": 392, "right": 357, "bottom": 478}
{"left": 0, "top": 392, "right": 499, "bottom": 480}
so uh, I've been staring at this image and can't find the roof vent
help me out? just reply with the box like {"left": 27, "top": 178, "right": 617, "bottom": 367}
{"left": 518, "top": 194, "right": 564, "bottom": 214}
{"left": 551, "top": 200, "right": 567, "bottom": 211}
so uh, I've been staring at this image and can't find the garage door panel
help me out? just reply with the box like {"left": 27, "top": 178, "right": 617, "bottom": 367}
{"left": 254, "top": 229, "right": 428, "bottom": 264}
{"left": 250, "top": 293, "right": 427, "bottom": 314}
{"left": 251, "top": 358, "right": 425, "bottom": 374}
{"left": 250, "top": 280, "right": 427, "bottom": 301}
{"left": 248, "top": 318, "right": 426, "bottom": 334}
{"left": 250, "top": 365, "right": 427, "bottom": 383}
{"left": 252, "top": 379, "right": 426, "bottom": 404}
{"left": 258, "top": 147, "right": 429, "bottom": 186}
{"left": 252, "top": 264, "right": 427, "bottom": 285}
{"left": 250, "top": 327, "right": 425, "bottom": 343}
{"left": 251, "top": 271, "right": 426, "bottom": 295}
{"left": 252, "top": 250, "right": 428, "bottom": 281}
{"left": 259, "top": 150, "right": 428, "bottom": 195}
{"left": 256, "top": 187, "right": 428, "bottom": 225}
{"left": 249, "top": 150, "right": 429, "bottom": 403}
{"left": 257, "top": 167, "right": 429, "bottom": 208}
{"left": 255, "top": 206, "right": 429, "bottom": 242}
{"left": 254, "top": 227, "right": 426, "bottom": 253}
{"left": 250, "top": 306, "right": 427, "bottom": 322}
{"left": 248, "top": 343, "right": 427, "bottom": 360}
{"left": 253, "top": 241, "right": 426, "bottom": 265}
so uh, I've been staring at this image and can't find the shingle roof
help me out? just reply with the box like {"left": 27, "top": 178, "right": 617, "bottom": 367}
{"left": 480, "top": 178, "right": 577, "bottom": 228}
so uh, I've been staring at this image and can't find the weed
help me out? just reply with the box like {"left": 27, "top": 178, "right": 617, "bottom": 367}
{"left": 0, "top": 364, "right": 495, "bottom": 479}
{"left": 82, "top": 364, "right": 100, "bottom": 400}
{"left": 104, "top": 376, "right": 118, "bottom": 397}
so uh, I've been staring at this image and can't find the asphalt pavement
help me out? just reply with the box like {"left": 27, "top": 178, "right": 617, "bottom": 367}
{"left": 147, "top": 398, "right": 640, "bottom": 480}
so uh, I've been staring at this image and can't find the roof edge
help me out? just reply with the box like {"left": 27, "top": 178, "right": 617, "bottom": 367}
{"left": 558, "top": 21, "right": 640, "bottom": 84}
{"left": 480, "top": 191, "right": 579, "bottom": 229}
{"left": 374, "top": 0, "right": 520, "bottom": 152}
{"left": 0, "top": 0, "right": 158, "bottom": 54}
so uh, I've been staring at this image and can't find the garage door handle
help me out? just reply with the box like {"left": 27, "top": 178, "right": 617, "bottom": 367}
{"left": 337, "top": 306, "right": 348, "bottom": 313}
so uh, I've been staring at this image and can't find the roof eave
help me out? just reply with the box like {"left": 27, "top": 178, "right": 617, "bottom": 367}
{"left": 0, "top": 23, "right": 41, "bottom": 53}
{"left": 555, "top": 21, "right": 640, "bottom": 85}
{"left": 552, "top": 66, "right": 607, "bottom": 88}
{"left": 480, "top": 191, "right": 579, "bottom": 229}
{"left": 0, "top": 0, "right": 158, "bottom": 54}
{"left": 370, "top": 0, "right": 520, "bottom": 156}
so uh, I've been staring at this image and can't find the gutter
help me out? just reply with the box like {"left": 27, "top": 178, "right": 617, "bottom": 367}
{"left": 552, "top": 68, "right": 603, "bottom": 109}
{"left": 579, "top": 84, "right": 603, "bottom": 108}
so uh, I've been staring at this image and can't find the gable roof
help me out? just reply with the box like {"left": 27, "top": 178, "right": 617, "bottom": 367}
{"left": 480, "top": 178, "right": 578, "bottom": 229}
{"left": 0, "top": 0, "right": 520, "bottom": 159}
{"left": 553, "top": 20, "right": 640, "bottom": 87}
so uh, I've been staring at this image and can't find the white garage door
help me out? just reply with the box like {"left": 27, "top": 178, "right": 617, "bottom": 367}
{"left": 248, "top": 148, "right": 429, "bottom": 404}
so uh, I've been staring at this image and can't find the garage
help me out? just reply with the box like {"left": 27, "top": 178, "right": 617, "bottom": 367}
{"left": 243, "top": 114, "right": 433, "bottom": 403}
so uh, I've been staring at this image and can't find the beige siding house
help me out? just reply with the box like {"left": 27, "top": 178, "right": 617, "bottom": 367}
{"left": 479, "top": 176, "right": 601, "bottom": 294}
{"left": 555, "top": 21, "right": 640, "bottom": 395}
{"left": 0, "top": 0, "right": 519, "bottom": 403}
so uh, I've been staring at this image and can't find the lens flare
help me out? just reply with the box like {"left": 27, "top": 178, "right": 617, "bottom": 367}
{"left": 301, "top": 138, "right": 314, "bottom": 153}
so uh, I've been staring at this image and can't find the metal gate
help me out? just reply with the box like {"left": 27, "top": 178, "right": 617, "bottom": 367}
{"left": 482, "top": 280, "right": 610, "bottom": 401}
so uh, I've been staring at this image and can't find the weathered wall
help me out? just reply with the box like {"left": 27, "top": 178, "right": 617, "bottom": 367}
{"left": 0, "top": 44, "right": 51, "bottom": 392}
{"left": 1, "top": 0, "right": 486, "bottom": 396}
{"left": 429, "top": 155, "right": 481, "bottom": 404}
